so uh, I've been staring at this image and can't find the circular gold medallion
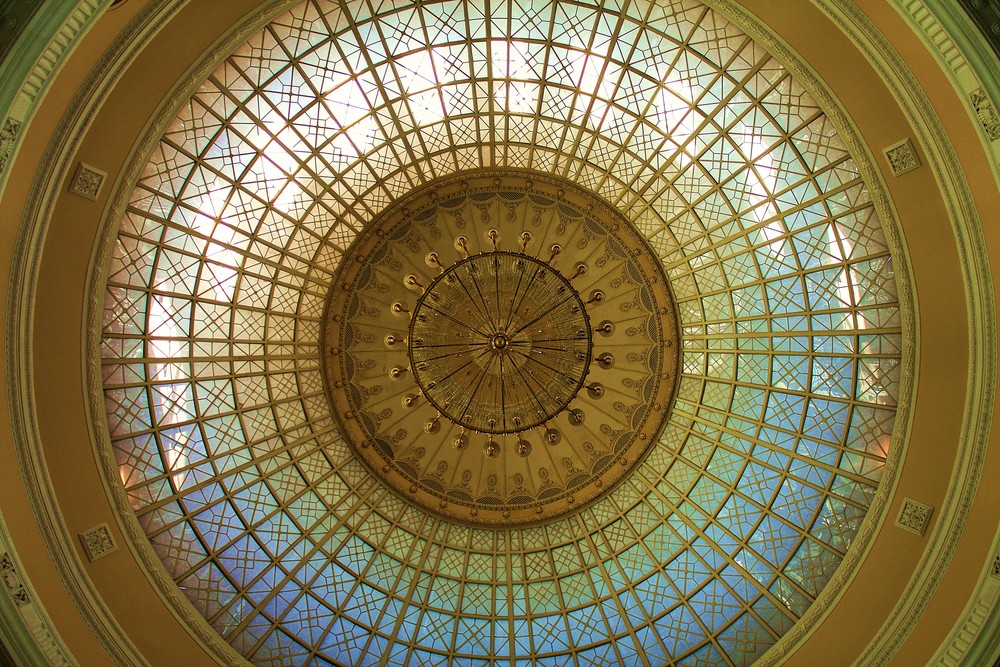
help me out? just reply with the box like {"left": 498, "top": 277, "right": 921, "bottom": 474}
{"left": 323, "top": 172, "right": 680, "bottom": 525}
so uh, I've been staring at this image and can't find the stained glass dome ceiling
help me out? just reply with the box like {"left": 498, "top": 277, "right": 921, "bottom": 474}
{"left": 100, "top": 0, "right": 903, "bottom": 664}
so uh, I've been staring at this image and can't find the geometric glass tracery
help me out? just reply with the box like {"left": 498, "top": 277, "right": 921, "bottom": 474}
{"left": 100, "top": 0, "right": 903, "bottom": 664}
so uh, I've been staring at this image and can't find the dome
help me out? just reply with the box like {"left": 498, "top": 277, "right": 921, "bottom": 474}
{"left": 0, "top": 1, "right": 997, "bottom": 666}
{"left": 99, "top": 2, "right": 902, "bottom": 663}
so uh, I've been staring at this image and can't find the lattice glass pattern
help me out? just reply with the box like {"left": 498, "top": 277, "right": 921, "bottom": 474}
{"left": 100, "top": 0, "right": 902, "bottom": 665}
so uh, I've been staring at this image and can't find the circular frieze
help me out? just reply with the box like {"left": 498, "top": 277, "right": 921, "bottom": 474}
{"left": 409, "top": 250, "right": 591, "bottom": 434}
{"left": 323, "top": 172, "right": 679, "bottom": 525}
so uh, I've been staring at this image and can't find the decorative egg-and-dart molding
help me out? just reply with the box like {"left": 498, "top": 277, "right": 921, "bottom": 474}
{"left": 322, "top": 172, "right": 680, "bottom": 525}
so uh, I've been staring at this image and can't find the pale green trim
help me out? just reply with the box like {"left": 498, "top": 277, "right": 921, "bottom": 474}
{"left": 891, "top": 0, "right": 1000, "bottom": 182}
{"left": 964, "top": 596, "right": 1000, "bottom": 667}
{"left": 0, "top": 558, "right": 49, "bottom": 667}
{"left": 79, "top": 4, "right": 323, "bottom": 663}
{"left": 0, "top": 583, "right": 46, "bottom": 667}
{"left": 929, "top": 526, "right": 1000, "bottom": 666}
{"left": 0, "top": 0, "right": 108, "bottom": 194}
{"left": 0, "top": 2, "right": 78, "bottom": 120}
{"left": 888, "top": 3, "right": 1000, "bottom": 666}
{"left": 698, "top": 2, "right": 918, "bottom": 664}
{"left": 0, "top": 1, "right": 993, "bottom": 665}
{"left": 0, "top": 508, "right": 75, "bottom": 666}
{"left": 0, "top": 2, "right": 109, "bottom": 664}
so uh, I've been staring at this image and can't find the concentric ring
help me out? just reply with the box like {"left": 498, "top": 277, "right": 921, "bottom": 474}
{"left": 322, "top": 172, "right": 679, "bottom": 525}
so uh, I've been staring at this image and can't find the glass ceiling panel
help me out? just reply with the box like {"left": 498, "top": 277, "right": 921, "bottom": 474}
{"left": 100, "top": 0, "right": 901, "bottom": 665}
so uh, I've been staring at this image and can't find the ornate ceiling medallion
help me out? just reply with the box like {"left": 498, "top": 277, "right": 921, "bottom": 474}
{"left": 323, "top": 172, "right": 679, "bottom": 524}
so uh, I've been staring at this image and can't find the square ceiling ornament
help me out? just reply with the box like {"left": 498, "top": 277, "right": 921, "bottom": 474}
{"left": 883, "top": 138, "right": 922, "bottom": 177}
{"left": 895, "top": 498, "right": 934, "bottom": 536}
{"left": 69, "top": 162, "right": 106, "bottom": 200}
{"left": 78, "top": 522, "right": 117, "bottom": 562}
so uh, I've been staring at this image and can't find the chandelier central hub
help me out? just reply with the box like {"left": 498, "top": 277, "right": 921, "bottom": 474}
{"left": 408, "top": 250, "right": 591, "bottom": 435}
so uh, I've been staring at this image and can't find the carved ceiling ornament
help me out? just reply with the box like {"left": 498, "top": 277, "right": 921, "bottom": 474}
{"left": 322, "top": 172, "right": 680, "bottom": 525}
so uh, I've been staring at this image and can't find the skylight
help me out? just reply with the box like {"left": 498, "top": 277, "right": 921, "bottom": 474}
{"left": 100, "top": 1, "right": 902, "bottom": 664}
